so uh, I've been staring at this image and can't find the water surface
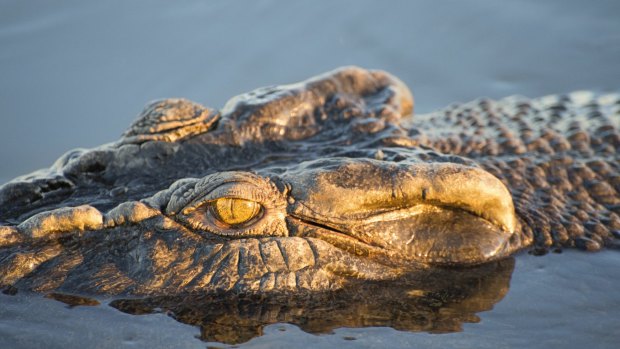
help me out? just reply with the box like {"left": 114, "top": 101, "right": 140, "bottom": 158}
{"left": 1, "top": 0, "right": 618, "bottom": 182}
{"left": 1, "top": 250, "right": 618, "bottom": 348}
{"left": 0, "top": 1, "right": 619, "bottom": 348}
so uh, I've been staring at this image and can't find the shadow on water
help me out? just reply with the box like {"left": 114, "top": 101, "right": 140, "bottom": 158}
{"left": 87, "top": 258, "right": 517, "bottom": 345}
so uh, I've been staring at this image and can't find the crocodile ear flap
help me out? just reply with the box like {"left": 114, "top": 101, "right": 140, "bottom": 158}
{"left": 121, "top": 98, "right": 220, "bottom": 144}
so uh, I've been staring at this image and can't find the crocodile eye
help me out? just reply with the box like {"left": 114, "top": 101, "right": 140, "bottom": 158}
{"left": 172, "top": 172, "right": 287, "bottom": 237}
{"left": 210, "top": 198, "right": 261, "bottom": 226}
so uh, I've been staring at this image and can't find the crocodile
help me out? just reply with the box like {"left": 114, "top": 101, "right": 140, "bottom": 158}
{"left": 0, "top": 66, "right": 618, "bottom": 296}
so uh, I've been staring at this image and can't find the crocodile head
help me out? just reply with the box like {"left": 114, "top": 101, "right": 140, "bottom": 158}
{"left": 1, "top": 67, "right": 618, "bottom": 296}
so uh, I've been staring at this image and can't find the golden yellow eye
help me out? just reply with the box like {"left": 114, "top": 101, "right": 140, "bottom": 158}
{"left": 210, "top": 198, "right": 261, "bottom": 226}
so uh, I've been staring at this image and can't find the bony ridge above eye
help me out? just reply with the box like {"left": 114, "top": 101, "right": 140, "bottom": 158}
{"left": 210, "top": 197, "right": 262, "bottom": 226}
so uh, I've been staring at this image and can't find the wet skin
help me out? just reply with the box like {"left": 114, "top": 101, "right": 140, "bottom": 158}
{"left": 0, "top": 67, "right": 618, "bottom": 296}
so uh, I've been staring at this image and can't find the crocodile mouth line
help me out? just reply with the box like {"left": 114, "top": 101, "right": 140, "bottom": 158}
{"left": 287, "top": 214, "right": 397, "bottom": 260}
{"left": 287, "top": 200, "right": 518, "bottom": 266}
{"left": 289, "top": 202, "right": 511, "bottom": 239}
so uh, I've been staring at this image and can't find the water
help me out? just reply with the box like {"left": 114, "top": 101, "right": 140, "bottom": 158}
{"left": 0, "top": 1, "right": 619, "bottom": 348}
{"left": 1, "top": 0, "right": 619, "bottom": 182}
{"left": 1, "top": 250, "right": 618, "bottom": 348}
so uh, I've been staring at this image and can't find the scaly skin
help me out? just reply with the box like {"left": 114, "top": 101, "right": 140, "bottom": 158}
{"left": 0, "top": 67, "right": 618, "bottom": 296}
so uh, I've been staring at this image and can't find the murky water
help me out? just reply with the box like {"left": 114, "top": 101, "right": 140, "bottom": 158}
{"left": 0, "top": 1, "right": 619, "bottom": 348}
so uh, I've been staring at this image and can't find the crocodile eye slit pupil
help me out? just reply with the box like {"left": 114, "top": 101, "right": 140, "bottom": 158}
{"left": 211, "top": 198, "right": 261, "bottom": 226}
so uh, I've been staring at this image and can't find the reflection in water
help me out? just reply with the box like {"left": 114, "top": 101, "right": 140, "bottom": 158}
{"left": 45, "top": 292, "right": 101, "bottom": 307}
{"left": 109, "top": 258, "right": 514, "bottom": 344}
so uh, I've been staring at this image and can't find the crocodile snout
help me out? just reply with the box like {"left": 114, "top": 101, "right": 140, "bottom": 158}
{"left": 283, "top": 158, "right": 519, "bottom": 265}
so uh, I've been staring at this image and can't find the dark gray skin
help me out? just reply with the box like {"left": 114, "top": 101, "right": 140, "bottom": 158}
{"left": 0, "top": 67, "right": 618, "bottom": 296}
